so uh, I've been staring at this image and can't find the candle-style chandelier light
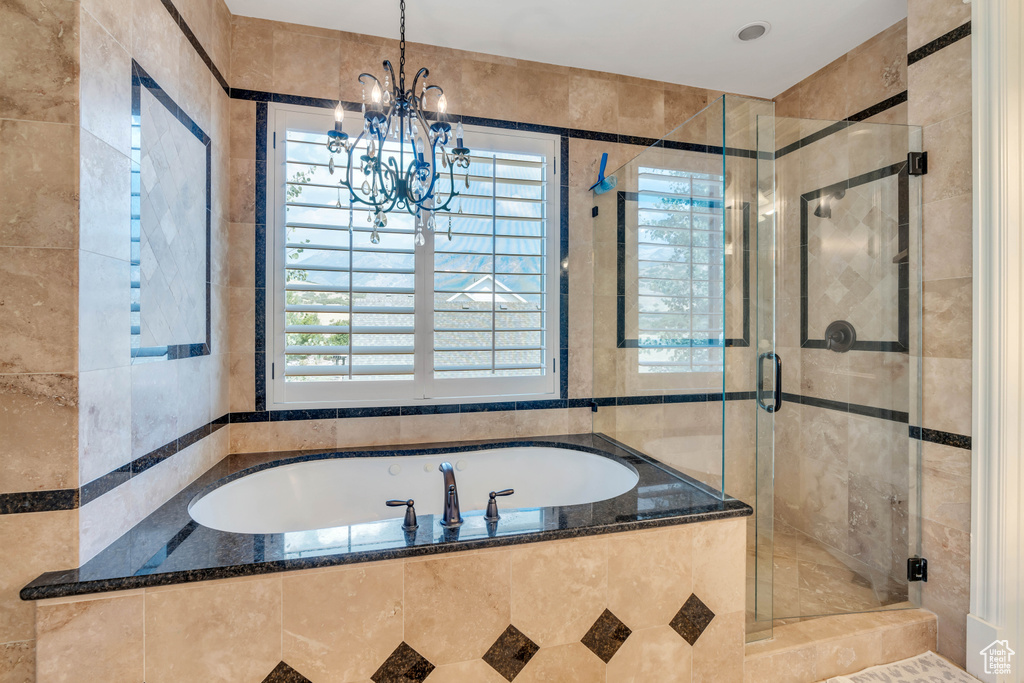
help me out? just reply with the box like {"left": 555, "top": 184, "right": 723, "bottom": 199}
{"left": 326, "top": 0, "right": 470, "bottom": 246}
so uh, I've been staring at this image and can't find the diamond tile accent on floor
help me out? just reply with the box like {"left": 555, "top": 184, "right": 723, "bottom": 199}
{"left": 669, "top": 593, "right": 716, "bottom": 646}
{"left": 371, "top": 642, "right": 436, "bottom": 683}
{"left": 581, "top": 608, "right": 632, "bottom": 663}
{"left": 262, "top": 661, "right": 312, "bottom": 683}
{"left": 483, "top": 624, "right": 541, "bottom": 681}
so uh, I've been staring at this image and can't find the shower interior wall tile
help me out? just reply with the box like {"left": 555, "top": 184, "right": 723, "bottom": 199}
{"left": 905, "top": 0, "right": 972, "bottom": 664}
{"left": 844, "top": 19, "right": 907, "bottom": 116}
{"left": 907, "top": 0, "right": 972, "bottom": 51}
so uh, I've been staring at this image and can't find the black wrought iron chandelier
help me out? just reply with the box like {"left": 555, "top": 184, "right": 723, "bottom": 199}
{"left": 326, "top": 0, "right": 470, "bottom": 246}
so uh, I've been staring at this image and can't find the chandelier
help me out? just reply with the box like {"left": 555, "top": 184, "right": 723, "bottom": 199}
{"left": 326, "top": 0, "right": 470, "bottom": 246}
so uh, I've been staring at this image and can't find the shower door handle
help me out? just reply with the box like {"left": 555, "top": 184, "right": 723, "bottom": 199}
{"left": 757, "top": 352, "right": 783, "bottom": 413}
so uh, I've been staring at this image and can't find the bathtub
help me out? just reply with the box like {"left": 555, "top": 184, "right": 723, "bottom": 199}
{"left": 188, "top": 446, "right": 640, "bottom": 534}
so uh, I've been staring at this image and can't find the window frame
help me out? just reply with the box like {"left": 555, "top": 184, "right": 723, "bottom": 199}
{"left": 264, "top": 103, "right": 562, "bottom": 410}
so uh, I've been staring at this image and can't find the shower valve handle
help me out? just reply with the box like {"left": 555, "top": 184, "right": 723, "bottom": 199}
{"left": 485, "top": 489, "right": 515, "bottom": 522}
{"left": 386, "top": 499, "right": 418, "bottom": 532}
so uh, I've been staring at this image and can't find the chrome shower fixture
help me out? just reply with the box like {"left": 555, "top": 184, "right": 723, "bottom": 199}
{"left": 813, "top": 189, "right": 847, "bottom": 219}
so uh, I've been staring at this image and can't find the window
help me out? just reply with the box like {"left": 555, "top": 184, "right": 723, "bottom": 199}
{"left": 635, "top": 167, "right": 725, "bottom": 374}
{"left": 267, "top": 105, "right": 560, "bottom": 407}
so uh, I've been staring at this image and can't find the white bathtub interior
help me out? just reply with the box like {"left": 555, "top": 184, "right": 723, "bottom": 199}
{"left": 188, "top": 446, "right": 640, "bottom": 535}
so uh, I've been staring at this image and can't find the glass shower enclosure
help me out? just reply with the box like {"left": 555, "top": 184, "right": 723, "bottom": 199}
{"left": 590, "top": 94, "right": 923, "bottom": 641}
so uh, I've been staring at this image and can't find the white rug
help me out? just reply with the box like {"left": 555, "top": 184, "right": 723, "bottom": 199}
{"left": 827, "top": 651, "right": 980, "bottom": 682}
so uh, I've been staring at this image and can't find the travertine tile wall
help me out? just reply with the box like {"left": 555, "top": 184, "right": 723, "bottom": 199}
{"left": 33, "top": 518, "right": 747, "bottom": 683}
{"left": 0, "top": 1, "right": 82, "bottom": 678}
{"left": 225, "top": 16, "right": 739, "bottom": 457}
{"left": 907, "top": 0, "right": 973, "bottom": 667}
{"left": 773, "top": 7, "right": 974, "bottom": 665}
{"left": 3, "top": 0, "right": 232, "bottom": 677}
{"left": 75, "top": 0, "right": 233, "bottom": 565}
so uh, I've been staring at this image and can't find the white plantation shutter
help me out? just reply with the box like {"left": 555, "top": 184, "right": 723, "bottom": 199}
{"left": 282, "top": 130, "right": 417, "bottom": 383}
{"left": 432, "top": 152, "right": 548, "bottom": 379}
{"left": 636, "top": 167, "right": 725, "bottom": 373}
{"left": 269, "top": 105, "right": 559, "bottom": 406}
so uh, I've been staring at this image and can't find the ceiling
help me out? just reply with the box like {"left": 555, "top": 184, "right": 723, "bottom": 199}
{"left": 224, "top": 0, "right": 907, "bottom": 99}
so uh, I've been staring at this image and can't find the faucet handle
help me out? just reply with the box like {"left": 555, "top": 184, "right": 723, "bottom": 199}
{"left": 385, "top": 499, "right": 418, "bottom": 532}
{"left": 485, "top": 489, "right": 515, "bottom": 522}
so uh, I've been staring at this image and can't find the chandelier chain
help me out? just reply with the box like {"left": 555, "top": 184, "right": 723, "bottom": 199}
{"left": 399, "top": 0, "right": 406, "bottom": 89}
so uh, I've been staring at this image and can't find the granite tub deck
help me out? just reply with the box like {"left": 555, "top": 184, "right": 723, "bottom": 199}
{"left": 23, "top": 433, "right": 751, "bottom": 600}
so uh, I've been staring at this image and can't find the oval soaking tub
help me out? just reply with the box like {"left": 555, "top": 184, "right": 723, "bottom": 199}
{"left": 188, "top": 446, "right": 640, "bottom": 534}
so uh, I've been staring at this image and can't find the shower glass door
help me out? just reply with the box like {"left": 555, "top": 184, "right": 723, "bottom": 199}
{"left": 765, "top": 114, "right": 924, "bottom": 622}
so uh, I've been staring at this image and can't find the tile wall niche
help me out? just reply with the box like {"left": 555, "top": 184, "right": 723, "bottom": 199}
{"left": 32, "top": 518, "right": 747, "bottom": 683}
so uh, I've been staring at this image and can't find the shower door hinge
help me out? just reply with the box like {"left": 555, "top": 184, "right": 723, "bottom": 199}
{"left": 907, "top": 556, "right": 928, "bottom": 582}
{"left": 908, "top": 151, "right": 928, "bottom": 176}
{"left": 592, "top": 206, "right": 599, "bottom": 217}
{"left": 590, "top": 400, "right": 599, "bottom": 413}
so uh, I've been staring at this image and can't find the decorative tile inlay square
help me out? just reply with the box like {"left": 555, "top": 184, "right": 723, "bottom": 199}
{"left": 800, "top": 164, "right": 909, "bottom": 352}
{"left": 371, "top": 642, "right": 435, "bottom": 683}
{"left": 483, "top": 625, "right": 540, "bottom": 681}
{"left": 669, "top": 593, "right": 715, "bottom": 646}
{"left": 130, "top": 60, "right": 211, "bottom": 362}
{"left": 262, "top": 661, "right": 312, "bottom": 683}
{"left": 580, "top": 608, "right": 632, "bottom": 663}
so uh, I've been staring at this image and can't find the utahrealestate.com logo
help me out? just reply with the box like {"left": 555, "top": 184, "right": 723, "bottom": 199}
{"left": 980, "top": 640, "right": 1015, "bottom": 676}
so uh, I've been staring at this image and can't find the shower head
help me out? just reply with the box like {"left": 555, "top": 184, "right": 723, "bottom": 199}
{"left": 813, "top": 189, "right": 846, "bottom": 219}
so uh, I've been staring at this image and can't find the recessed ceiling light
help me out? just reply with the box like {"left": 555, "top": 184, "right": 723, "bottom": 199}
{"left": 736, "top": 21, "right": 771, "bottom": 42}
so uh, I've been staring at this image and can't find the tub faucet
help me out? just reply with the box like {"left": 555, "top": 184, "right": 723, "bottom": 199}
{"left": 438, "top": 462, "right": 463, "bottom": 528}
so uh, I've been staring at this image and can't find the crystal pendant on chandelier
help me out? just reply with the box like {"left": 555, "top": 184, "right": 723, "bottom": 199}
{"left": 324, "top": 0, "right": 473, "bottom": 247}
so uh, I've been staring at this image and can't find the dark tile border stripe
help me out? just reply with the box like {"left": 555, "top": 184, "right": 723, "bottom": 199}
{"left": 156, "top": 0, "right": 229, "bottom": 92}
{"left": 781, "top": 392, "right": 909, "bottom": 423}
{"left": 775, "top": 91, "right": 908, "bottom": 159}
{"left": 0, "top": 489, "right": 79, "bottom": 515}
{"left": 3, "top": 387, "right": 971, "bottom": 514}
{"left": 908, "top": 22, "right": 971, "bottom": 66}
{"left": 911, "top": 426, "right": 972, "bottom": 450}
